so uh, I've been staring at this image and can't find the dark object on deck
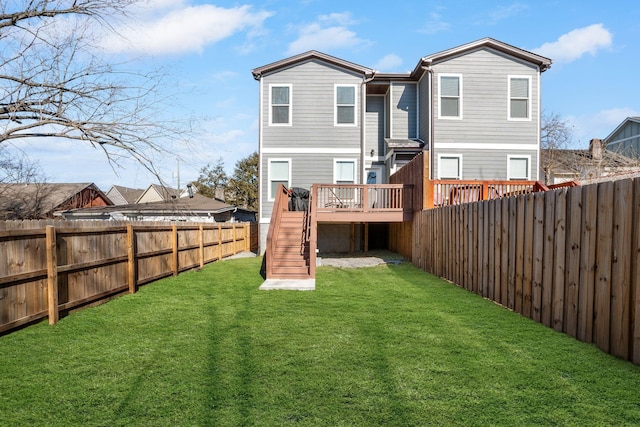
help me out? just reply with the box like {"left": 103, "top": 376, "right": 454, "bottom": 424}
{"left": 289, "top": 187, "right": 310, "bottom": 211}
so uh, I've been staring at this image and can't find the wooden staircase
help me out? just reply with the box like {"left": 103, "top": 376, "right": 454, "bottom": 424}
{"left": 270, "top": 211, "right": 311, "bottom": 279}
{"left": 265, "top": 184, "right": 316, "bottom": 281}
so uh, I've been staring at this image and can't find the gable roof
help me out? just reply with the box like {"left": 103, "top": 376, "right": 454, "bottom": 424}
{"left": 135, "top": 183, "right": 180, "bottom": 204}
{"left": 107, "top": 185, "right": 145, "bottom": 205}
{"left": 252, "top": 50, "right": 375, "bottom": 79}
{"left": 0, "top": 182, "right": 111, "bottom": 219}
{"left": 412, "top": 37, "right": 552, "bottom": 77}
{"left": 604, "top": 117, "right": 640, "bottom": 142}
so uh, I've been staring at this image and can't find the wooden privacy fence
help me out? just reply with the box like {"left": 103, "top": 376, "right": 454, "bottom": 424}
{"left": 411, "top": 178, "right": 640, "bottom": 364}
{"left": 0, "top": 220, "right": 258, "bottom": 334}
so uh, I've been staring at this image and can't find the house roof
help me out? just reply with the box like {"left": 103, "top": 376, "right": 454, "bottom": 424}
{"left": 604, "top": 117, "right": 640, "bottom": 142}
{"left": 107, "top": 185, "right": 145, "bottom": 204}
{"left": 252, "top": 50, "right": 375, "bottom": 79}
{"left": 135, "top": 183, "right": 181, "bottom": 203}
{"left": 412, "top": 37, "right": 552, "bottom": 78}
{"left": 58, "top": 193, "right": 255, "bottom": 218}
{"left": 0, "top": 182, "right": 111, "bottom": 216}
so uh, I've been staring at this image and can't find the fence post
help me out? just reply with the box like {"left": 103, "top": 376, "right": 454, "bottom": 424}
{"left": 45, "top": 225, "right": 59, "bottom": 325}
{"left": 199, "top": 225, "right": 205, "bottom": 269}
{"left": 217, "top": 224, "right": 222, "bottom": 261}
{"left": 172, "top": 224, "right": 179, "bottom": 276}
{"left": 244, "top": 223, "right": 250, "bottom": 252}
{"left": 127, "top": 224, "right": 136, "bottom": 294}
{"left": 232, "top": 223, "right": 237, "bottom": 254}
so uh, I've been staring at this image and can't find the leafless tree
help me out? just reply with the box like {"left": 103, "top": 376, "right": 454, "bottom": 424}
{"left": 0, "top": 0, "right": 180, "bottom": 177}
{"left": 0, "top": 146, "right": 49, "bottom": 219}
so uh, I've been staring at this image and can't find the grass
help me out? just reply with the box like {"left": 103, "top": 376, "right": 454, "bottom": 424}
{"left": 2, "top": 257, "right": 640, "bottom": 426}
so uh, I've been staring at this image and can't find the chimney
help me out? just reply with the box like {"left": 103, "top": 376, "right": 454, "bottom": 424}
{"left": 589, "top": 138, "right": 604, "bottom": 160}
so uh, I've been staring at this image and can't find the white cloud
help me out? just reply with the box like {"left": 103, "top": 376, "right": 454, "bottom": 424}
{"left": 287, "top": 13, "right": 369, "bottom": 55}
{"left": 418, "top": 11, "right": 450, "bottom": 34}
{"left": 533, "top": 24, "right": 613, "bottom": 63}
{"left": 101, "top": 4, "right": 273, "bottom": 55}
{"left": 566, "top": 107, "right": 640, "bottom": 145}
{"left": 373, "top": 54, "right": 403, "bottom": 72}
{"left": 486, "top": 3, "right": 528, "bottom": 24}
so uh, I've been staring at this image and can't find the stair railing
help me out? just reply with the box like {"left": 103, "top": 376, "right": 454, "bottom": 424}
{"left": 306, "top": 185, "right": 317, "bottom": 278}
{"left": 265, "top": 184, "right": 290, "bottom": 279}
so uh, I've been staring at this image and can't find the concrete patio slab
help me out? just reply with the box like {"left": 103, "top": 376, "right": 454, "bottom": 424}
{"left": 259, "top": 279, "right": 316, "bottom": 291}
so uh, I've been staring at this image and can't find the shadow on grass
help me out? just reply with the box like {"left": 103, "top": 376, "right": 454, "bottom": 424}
{"left": 203, "top": 274, "right": 257, "bottom": 425}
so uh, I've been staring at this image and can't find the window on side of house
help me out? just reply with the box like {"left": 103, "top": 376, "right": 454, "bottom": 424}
{"left": 335, "top": 85, "right": 357, "bottom": 125}
{"left": 268, "top": 159, "right": 290, "bottom": 200}
{"left": 334, "top": 159, "right": 356, "bottom": 184}
{"left": 438, "top": 154, "right": 462, "bottom": 179}
{"left": 269, "top": 85, "right": 291, "bottom": 125}
{"left": 507, "top": 155, "right": 530, "bottom": 180}
{"left": 509, "top": 76, "right": 531, "bottom": 120}
{"left": 439, "top": 74, "right": 462, "bottom": 119}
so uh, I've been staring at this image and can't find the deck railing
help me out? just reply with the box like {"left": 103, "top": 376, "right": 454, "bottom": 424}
{"left": 426, "top": 180, "right": 546, "bottom": 208}
{"left": 265, "top": 184, "right": 290, "bottom": 279}
{"left": 313, "top": 184, "right": 413, "bottom": 213}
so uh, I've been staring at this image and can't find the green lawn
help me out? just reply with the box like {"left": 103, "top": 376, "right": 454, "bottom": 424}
{"left": 2, "top": 257, "right": 640, "bottom": 426}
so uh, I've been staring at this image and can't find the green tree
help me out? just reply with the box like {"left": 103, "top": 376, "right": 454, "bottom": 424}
{"left": 226, "top": 152, "right": 258, "bottom": 211}
{"left": 193, "top": 157, "right": 228, "bottom": 199}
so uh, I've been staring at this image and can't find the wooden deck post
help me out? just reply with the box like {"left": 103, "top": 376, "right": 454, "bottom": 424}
{"left": 126, "top": 224, "right": 136, "bottom": 294}
{"left": 45, "top": 226, "right": 59, "bottom": 325}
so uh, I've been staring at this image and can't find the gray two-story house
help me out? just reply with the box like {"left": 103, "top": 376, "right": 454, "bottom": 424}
{"left": 252, "top": 38, "right": 552, "bottom": 255}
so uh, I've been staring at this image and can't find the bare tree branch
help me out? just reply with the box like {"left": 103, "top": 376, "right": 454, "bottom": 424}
{"left": 0, "top": 0, "right": 182, "bottom": 180}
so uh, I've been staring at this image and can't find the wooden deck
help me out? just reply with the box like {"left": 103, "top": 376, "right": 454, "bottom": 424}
{"left": 312, "top": 184, "right": 414, "bottom": 222}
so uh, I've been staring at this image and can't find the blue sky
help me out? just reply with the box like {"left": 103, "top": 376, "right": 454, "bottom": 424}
{"left": 10, "top": 0, "right": 640, "bottom": 191}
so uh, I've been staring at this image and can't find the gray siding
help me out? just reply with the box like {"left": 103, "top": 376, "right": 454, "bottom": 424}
{"left": 431, "top": 47, "right": 540, "bottom": 179}
{"left": 261, "top": 59, "right": 362, "bottom": 150}
{"left": 261, "top": 153, "right": 360, "bottom": 218}
{"left": 417, "top": 73, "right": 430, "bottom": 142}
{"left": 607, "top": 121, "right": 640, "bottom": 157}
{"left": 391, "top": 83, "right": 417, "bottom": 139}
{"left": 433, "top": 149, "right": 538, "bottom": 180}
{"left": 366, "top": 95, "right": 385, "bottom": 158}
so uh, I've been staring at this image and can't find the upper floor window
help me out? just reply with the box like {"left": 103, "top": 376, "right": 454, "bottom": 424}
{"left": 268, "top": 159, "right": 291, "bottom": 200}
{"left": 507, "top": 155, "right": 530, "bottom": 180}
{"left": 438, "top": 154, "right": 462, "bottom": 179}
{"left": 508, "top": 76, "right": 531, "bottom": 120}
{"left": 439, "top": 74, "right": 462, "bottom": 119}
{"left": 269, "top": 84, "right": 291, "bottom": 125}
{"left": 335, "top": 85, "right": 357, "bottom": 125}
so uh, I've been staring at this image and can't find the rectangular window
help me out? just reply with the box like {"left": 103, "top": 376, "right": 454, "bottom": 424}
{"left": 508, "top": 155, "right": 530, "bottom": 180}
{"left": 335, "top": 85, "right": 357, "bottom": 125}
{"left": 268, "top": 159, "right": 290, "bottom": 200}
{"left": 438, "top": 154, "right": 462, "bottom": 179}
{"left": 269, "top": 85, "right": 291, "bottom": 125}
{"left": 439, "top": 74, "right": 462, "bottom": 119}
{"left": 334, "top": 159, "right": 356, "bottom": 184}
{"left": 509, "top": 76, "right": 530, "bottom": 120}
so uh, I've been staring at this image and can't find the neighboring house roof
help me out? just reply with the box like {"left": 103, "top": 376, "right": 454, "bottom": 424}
{"left": 604, "top": 117, "right": 640, "bottom": 157}
{"left": 252, "top": 50, "right": 375, "bottom": 79}
{"left": 106, "top": 185, "right": 145, "bottom": 205}
{"left": 57, "top": 193, "right": 256, "bottom": 221}
{"left": 540, "top": 142, "right": 640, "bottom": 185}
{"left": 0, "top": 182, "right": 112, "bottom": 219}
{"left": 416, "top": 37, "right": 552, "bottom": 74}
{"left": 135, "top": 184, "right": 181, "bottom": 204}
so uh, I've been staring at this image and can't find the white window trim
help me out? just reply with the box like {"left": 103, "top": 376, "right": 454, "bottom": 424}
{"left": 507, "top": 75, "right": 532, "bottom": 122}
{"left": 437, "top": 154, "right": 463, "bottom": 179}
{"left": 334, "top": 84, "right": 358, "bottom": 126}
{"left": 268, "top": 158, "right": 291, "bottom": 201}
{"left": 438, "top": 74, "right": 463, "bottom": 120}
{"left": 507, "top": 154, "right": 531, "bottom": 180}
{"left": 268, "top": 84, "right": 292, "bottom": 126}
{"left": 333, "top": 158, "right": 357, "bottom": 184}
